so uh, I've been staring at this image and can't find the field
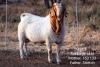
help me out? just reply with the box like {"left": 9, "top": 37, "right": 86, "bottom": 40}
{"left": 0, "top": 0, "right": 100, "bottom": 67}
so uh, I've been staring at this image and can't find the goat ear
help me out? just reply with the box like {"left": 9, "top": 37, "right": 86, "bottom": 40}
{"left": 55, "top": 20, "right": 62, "bottom": 35}
{"left": 50, "top": 18, "right": 62, "bottom": 35}
{"left": 58, "top": 0, "right": 62, "bottom": 3}
{"left": 64, "top": 7, "right": 68, "bottom": 17}
{"left": 50, "top": 5, "right": 56, "bottom": 17}
{"left": 62, "top": 4, "right": 68, "bottom": 17}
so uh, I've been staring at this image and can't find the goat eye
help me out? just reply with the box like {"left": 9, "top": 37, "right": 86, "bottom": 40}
{"left": 50, "top": 12, "right": 51, "bottom": 14}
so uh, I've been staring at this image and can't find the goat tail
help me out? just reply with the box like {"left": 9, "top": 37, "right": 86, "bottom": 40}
{"left": 20, "top": 13, "right": 26, "bottom": 19}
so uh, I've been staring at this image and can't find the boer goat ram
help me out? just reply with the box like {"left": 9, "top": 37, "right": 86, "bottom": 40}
{"left": 18, "top": 3, "right": 67, "bottom": 64}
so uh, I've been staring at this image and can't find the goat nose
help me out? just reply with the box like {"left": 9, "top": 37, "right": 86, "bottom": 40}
{"left": 57, "top": 16, "right": 61, "bottom": 21}
{"left": 58, "top": 19, "right": 61, "bottom": 22}
{"left": 58, "top": 18, "right": 60, "bottom": 21}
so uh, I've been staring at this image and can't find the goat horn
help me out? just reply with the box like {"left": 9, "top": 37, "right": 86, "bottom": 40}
{"left": 58, "top": 0, "right": 61, "bottom": 3}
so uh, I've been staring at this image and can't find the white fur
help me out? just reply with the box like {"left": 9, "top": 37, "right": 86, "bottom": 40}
{"left": 18, "top": 3, "right": 66, "bottom": 64}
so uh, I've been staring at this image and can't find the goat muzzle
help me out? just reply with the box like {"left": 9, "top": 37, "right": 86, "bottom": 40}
{"left": 57, "top": 15, "right": 62, "bottom": 22}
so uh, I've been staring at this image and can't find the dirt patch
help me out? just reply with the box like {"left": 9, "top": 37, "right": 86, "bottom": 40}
{"left": 0, "top": 50, "right": 100, "bottom": 67}
{"left": 0, "top": 22, "right": 100, "bottom": 67}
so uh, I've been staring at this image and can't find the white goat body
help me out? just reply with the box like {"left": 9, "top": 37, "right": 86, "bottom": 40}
{"left": 18, "top": 3, "right": 66, "bottom": 64}
{"left": 18, "top": 13, "right": 66, "bottom": 44}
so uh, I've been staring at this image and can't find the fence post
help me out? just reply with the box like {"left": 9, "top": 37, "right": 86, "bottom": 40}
{"left": 75, "top": 0, "right": 79, "bottom": 48}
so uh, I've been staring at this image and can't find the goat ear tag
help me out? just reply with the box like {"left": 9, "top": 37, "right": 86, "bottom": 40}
{"left": 65, "top": 13, "right": 68, "bottom": 17}
{"left": 65, "top": 14, "right": 67, "bottom": 17}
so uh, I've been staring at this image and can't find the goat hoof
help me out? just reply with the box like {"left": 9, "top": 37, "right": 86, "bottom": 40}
{"left": 26, "top": 53, "right": 31, "bottom": 57}
{"left": 57, "top": 62, "right": 61, "bottom": 64}
{"left": 49, "top": 61, "right": 53, "bottom": 63}
{"left": 57, "top": 60, "right": 61, "bottom": 64}
{"left": 21, "top": 57, "right": 24, "bottom": 60}
{"left": 20, "top": 54, "right": 24, "bottom": 59}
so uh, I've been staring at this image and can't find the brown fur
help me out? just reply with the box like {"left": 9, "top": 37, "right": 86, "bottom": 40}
{"left": 50, "top": 3, "right": 66, "bottom": 35}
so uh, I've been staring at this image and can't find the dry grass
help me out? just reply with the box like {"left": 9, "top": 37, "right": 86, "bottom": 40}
{"left": 0, "top": 0, "right": 100, "bottom": 53}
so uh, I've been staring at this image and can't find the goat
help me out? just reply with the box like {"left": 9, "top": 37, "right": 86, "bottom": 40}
{"left": 18, "top": 3, "right": 67, "bottom": 64}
